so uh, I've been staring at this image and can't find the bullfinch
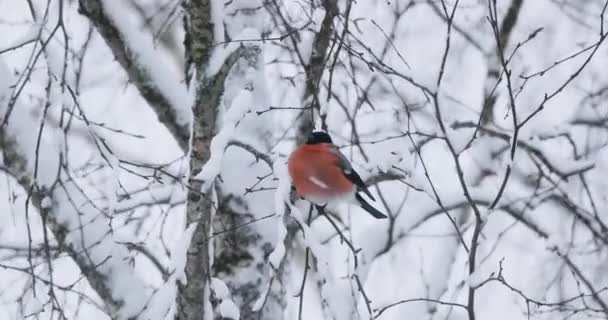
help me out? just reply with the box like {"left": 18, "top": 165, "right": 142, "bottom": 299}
{"left": 288, "top": 131, "right": 387, "bottom": 219}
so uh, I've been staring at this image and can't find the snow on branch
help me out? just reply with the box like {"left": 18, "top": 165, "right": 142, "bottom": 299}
{"left": 194, "top": 25, "right": 268, "bottom": 190}
{"left": 0, "top": 57, "right": 147, "bottom": 319}
{"left": 78, "top": 0, "right": 192, "bottom": 151}
{"left": 194, "top": 89, "right": 256, "bottom": 190}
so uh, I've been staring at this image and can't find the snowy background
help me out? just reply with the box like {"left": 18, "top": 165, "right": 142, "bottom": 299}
{"left": 1, "top": 0, "right": 608, "bottom": 319}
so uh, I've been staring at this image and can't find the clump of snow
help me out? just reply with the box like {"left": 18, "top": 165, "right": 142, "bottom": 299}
{"left": 407, "top": 163, "right": 431, "bottom": 196}
{"left": 198, "top": 23, "right": 268, "bottom": 187}
{"left": 210, "top": 0, "right": 225, "bottom": 44}
{"left": 219, "top": 300, "right": 240, "bottom": 319}
{"left": 211, "top": 277, "right": 230, "bottom": 300}
{"left": 195, "top": 90, "right": 253, "bottom": 190}
{"left": 467, "top": 269, "right": 487, "bottom": 288}
{"left": 40, "top": 196, "right": 53, "bottom": 209}
{"left": 268, "top": 160, "right": 291, "bottom": 268}
{"left": 115, "top": 184, "right": 186, "bottom": 213}
{"left": 251, "top": 281, "right": 270, "bottom": 312}
{"left": 268, "top": 224, "right": 287, "bottom": 268}
{"left": 100, "top": 0, "right": 193, "bottom": 127}
{"left": 444, "top": 113, "right": 473, "bottom": 155}
{"left": 211, "top": 277, "right": 239, "bottom": 319}
{"left": 550, "top": 157, "right": 594, "bottom": 176}
{"left": 225, "top": 0, "right": 265, "bottom": 40}
{"left": 299, "top": 8, "right": 327, "bottom": 64}
{"left": 259, "top": 160, "right": 336, "bottom": 316}
{"left": 2, "top": 53, "right": 150, "bottom": 318}
{"left": 0, "top": 23, "right": 39, "bottom": 53}
{"left": 356, "top": 225, "right": 390, "bottom": 280}
{"left": 171, "top": 223, "right": 198, "bottom": 284}
{"left": 207, "top": 45, "right": 233, "bottom": 78}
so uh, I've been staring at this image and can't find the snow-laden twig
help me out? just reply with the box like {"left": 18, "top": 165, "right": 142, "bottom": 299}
{"left": 99, "top": 0, "right": 192, "bottom": 126}
{"left": 79, "top": 0, "right": 192, "bottom": 150}
{"left": 195, "top": 26, "right": 267, "bottom": 190}
{"left": 211, "top": 277, "right": 240, "bottom": 319}
{"left": 194, "top": 89, "right": 254, "bottom": 190}
{"left": 267, "top": 161, "right": 291, "bottom": 268}
{"left": 1, "top": 56, "right": 149, "bottom": 319}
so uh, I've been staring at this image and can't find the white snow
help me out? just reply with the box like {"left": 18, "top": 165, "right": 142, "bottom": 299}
{"left": 211, "top": 277, "right": 239, "bottom": 319}
{"left": 171, "top": 223, "right": 198, "bottom": 284}
{"left": 138, "top": 279, "right": 177, "bottom": 320}
{"left": 219, "top": 299, "right": 240, "bottom": 319}
{"left": 197, "top": 24, "right": 268, "bottom": 188}
{"left": 114, "top": 184, "right": 185, "bottom": 213}
{"left": 100, "top": 0, "right": 193, "bottom": 127}
{"left": 0, "top": 23, "right": 40, "bottom": 53}
{"left": 207, "top": 44, "right": 235, "bottom": 78}
{"left": 195, "top": 89, "right": 253, "bottom": 190}
{"left": 52, "top": 184, "right": 148, "bottom": 319}
{"left": 210, "top": 0, "right": 225, "bottom": 45}
{"left": 268, "top": 226, "right": 286, "bottom": 268}
{"left": 211, "top": 277, "right": 230, "bottom": 300}
{"left": 528, "top": 137, "right": 595, "bottom": 176}
{"left": 355, "top": 224, "right": 390, "bottom": 281}
{"left": 2, "top": 1, "right": 608, "bottom": 320}
{"left": 0, "top": 56, "right": 14, "bottom": 106}
{"left": 23, "top": 295, "right": 44, "bottom": 316}
{"left": 3, "top": 56, "right": 151, "bottom": 319}
{"left": 204, "top": 282, "right": 213, "bottom": 320}
{"left": 268, "top": 161, "right": 291, "bottom": 267}
{"left": 287, "top": 203, "right": 347, "bottom": 320}
{"left": 40, "top": 196, "right": 52, "bottom": 209}
{"left": 467, "top": 269, "right": 487, "bottom": 289}
{"left": 225, "top": 1, "right": 265, "bottom": 40}
{"left": 550, "top": 157, "right": 594, "bottom": 176}
{"left": 544, "top": 234, "right": 569, "bottom": 252}
{"left": 251, "top": 281, "right": 271, "bottom": 312}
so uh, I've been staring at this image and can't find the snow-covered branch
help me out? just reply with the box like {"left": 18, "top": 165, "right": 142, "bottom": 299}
{"left": 1, "top": 58, "right": 147, "bottom": 319}
{"left": 78, "top": 0, "right": 192, "bottom": 151}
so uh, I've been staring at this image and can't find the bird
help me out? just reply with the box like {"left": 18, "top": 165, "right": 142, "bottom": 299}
{"left": 287, "top": 131, "right": 387, "bottom": 219}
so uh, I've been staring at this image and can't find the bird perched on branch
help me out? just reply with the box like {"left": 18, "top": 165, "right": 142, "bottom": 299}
{"left": 288, "top": 131, "right": 387, "bottom": 219}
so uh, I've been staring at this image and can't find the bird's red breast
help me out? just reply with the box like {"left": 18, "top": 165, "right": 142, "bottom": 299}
{"left": 288, "top": 143, "right": 354, "bottom": 202}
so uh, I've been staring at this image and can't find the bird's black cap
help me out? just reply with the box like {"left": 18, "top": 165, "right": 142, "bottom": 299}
{"left": 306, "top": 131, "right": 333, "bottom": 144}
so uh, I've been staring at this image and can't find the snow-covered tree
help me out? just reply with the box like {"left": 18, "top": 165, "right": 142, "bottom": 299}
{"left": 1, "top": 0, "right": 608, "bottom": 319}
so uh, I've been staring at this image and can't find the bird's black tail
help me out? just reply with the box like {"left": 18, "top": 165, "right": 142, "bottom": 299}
{"left": 355, "top": 193, "right": 387, "bottom": 219}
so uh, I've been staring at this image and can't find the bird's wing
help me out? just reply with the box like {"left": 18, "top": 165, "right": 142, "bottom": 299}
{"left": 330, "top": 147, "right": 376, "bottom": 201}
